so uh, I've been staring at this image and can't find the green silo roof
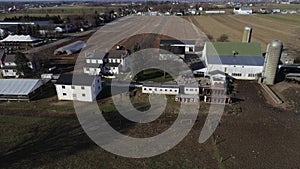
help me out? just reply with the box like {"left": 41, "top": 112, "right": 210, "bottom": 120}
{"left": 205, "top": 42, "right": 262, "bottom": 56}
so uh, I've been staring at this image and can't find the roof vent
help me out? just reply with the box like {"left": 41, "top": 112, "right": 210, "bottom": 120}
{"left": 232, "top": 50, "right": 239, "bottom": 56}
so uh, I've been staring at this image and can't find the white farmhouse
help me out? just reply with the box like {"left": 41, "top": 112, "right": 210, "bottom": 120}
{"left": 0, "top": 54, "right": 33, "bottom": 77}
{"left": 202, "top": 42, "right": 265, "bottom": 80}
{"left": 233, "top": 7, "right": 253, "bottom": 15}
{"left": 103, "top": 49, "right": 130, "bottom": 76}
{"left": 55, "top": 74, "right": 102, "bottom": 102}
{"left": 83, "top": 52, "right": 105, "bottom": 76}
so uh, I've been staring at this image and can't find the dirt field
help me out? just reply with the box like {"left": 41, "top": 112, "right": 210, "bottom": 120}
{"left": 187, "top": 14, "right": 300, "bottom": 58}
{"left": 215, "top": 81, "right": 300, "bottom": 169}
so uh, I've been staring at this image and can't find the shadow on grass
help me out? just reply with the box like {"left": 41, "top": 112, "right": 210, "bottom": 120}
{"left": 0, "top": 113, "right": 136, "bottom": 169}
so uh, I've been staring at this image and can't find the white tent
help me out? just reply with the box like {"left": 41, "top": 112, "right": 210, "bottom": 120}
{"left": 0, "top": 35, "right": 40, "bottom": 43}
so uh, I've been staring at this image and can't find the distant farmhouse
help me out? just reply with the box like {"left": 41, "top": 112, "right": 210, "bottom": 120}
{"left": 233, "top": 7, "right": 253, "bottom": 15}
{"left": 102, "top": 49, "right": 130, "bottom": 76}
{"left": 55, "top": 74, "right": 102, "bottom": 102}
{"left": 83, "top": 51, "right": 105, "bottom": 76}
{"left": 0, "top": 53, "right": 34, "bottom": 78}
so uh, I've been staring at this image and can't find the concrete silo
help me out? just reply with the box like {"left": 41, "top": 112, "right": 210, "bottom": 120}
{"left": 242, "top": 27, "right": 252, "bottom": 43}
{"left": 263, "top": 40, "right": 283, "bottom": 85}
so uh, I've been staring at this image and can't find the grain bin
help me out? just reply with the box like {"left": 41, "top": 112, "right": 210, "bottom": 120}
{"left": 263, "top": 40, "right": 283, "bottom": 85}
{"left": 242, "top": 27, "right": 252, "bottom": 43}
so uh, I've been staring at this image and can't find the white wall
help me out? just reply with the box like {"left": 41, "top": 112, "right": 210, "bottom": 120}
{"left": 184, "top": 87, "right": 199, "bottom": 95}
{"left": 142, "top": 86, "right": 179, "bottom": 95}
{"left": 83, "top": 67, "right": 102, "bottom": 75}
{"left": 1, "top": 69, "right": 17, "bottom": 77}
{"left": 207, "top": 64, "right": 263, "bottom": 80}
{"left": 55, "top": 76, "right": 102, "bottom": 102}
{"left": 86, "top": 58, "right": 103, "bottom": 64}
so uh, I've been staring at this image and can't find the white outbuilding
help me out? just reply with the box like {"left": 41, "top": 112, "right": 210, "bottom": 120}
{"left": 55, "top": 74, "right": 102, "bottom": 102}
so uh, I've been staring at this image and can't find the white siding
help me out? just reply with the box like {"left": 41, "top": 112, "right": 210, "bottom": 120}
{"left": 86, "top": 58, "right": 103, "bottom": 64}
{"left": 55, "top": 77, "right": 102, "bottom": 102}
{"left": 142, "top": 86, "right": 179, "bottom": 95}
{"left": 1, "top": 69, "right": 17, "bottom": 77}
{"left": 83, "top": 67, "right": 102, "bottom": 75}
{"left": 184, "top": 87, "right": 199, "bottom": 95}
{"left": 207, "top": 64, "right": 263, "bottom": 80}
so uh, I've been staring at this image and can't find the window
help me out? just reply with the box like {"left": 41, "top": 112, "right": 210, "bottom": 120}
{"left": 232, "top": 73, "right": 242, "bottom": 77}
{"left": 63, "top": 93, "right": 67, "bottom": 96}
{"left": 144, "top": 88, "right": 147, "bottom": 91}
{"left": 13, "top": 70, "right": 16, "bottom": 72}
{"left": 174, "top": 90, "right": 178, "bottom": 92}
{"left": 170, "top": 89, "right": 173, "bottom": 92}
{"left": 160, "top": 89, "right": 163, "bottom": 91}
{"left": 5, "top": 70, "right": 8, "bottom": 72}
{"left": 86, "top": 68, "right": 89, "bottom": 71}
{"left": 81, "top": 86, "right": 85, "bottom": 90}
{"left": 71, "top": 86, "right": 75, "bottom": 89}
{"left": 73, "top": 94, "right": 77, "bottom": 98}
{"left": 248, "top": 74, "right": 256, "bottom": 77}
{"left": 190, "top": 89, "right": 194, "bottom": 91}
{"left": 98, "top": 86, "right": 101, "bottom": 90}
{"left": 62, "top": 86, "right": 65, "bottom": 89}
{"left": 165, "top": 89, "right": 168, "bottom": 92}
{"left": 82, "top": 94, "right": 86, "bottom": 97}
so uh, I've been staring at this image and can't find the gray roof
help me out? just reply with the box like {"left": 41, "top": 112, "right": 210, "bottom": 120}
{"left": 160, "top": 40, "right": 195, "bottom": 45}
{"left": 56, "top": 74, "right": 97, "bottom": 86}
{"left": 86, "top": 51, "right": 107, "bottom": 59}
{"left": 207, "top": 55, "right": 265, "bottom": 66}
{"left": 54, "top": 41, "right": 86, "bottom": 55}
{"left": 84, "top": 63, "right": 103, "bottom": 68}
{"left": 106, "top": 50, "right": 128, "bottom": 59}
{"left": 3, "top": 54, "right": 15, "bottom": 62}
{"left": 0, "top": 79, "right": 43, "bottom": 95}
{"left": 105, "top": 63, "right": 120, "bottom": 67}
{"left": 143, "top": 82, "right": 179, "bottom": 88}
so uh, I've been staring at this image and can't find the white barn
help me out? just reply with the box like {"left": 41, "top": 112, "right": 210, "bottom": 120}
{"left": 203, "top": 42, "right": 265, "bottom": 80}
{"left": 55, "top": 74, "right": 102, "bottom": 102}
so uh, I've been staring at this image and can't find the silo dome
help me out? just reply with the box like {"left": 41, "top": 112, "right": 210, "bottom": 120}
{"left": 263, "top": 40, "right": 283, "bottom": 85}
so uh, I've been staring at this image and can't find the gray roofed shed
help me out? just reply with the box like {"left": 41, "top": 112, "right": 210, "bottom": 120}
{"left": 54, "top": 41, "right": 86, "bottom": 55}
{"left": 0, "top": 79, "right": 44, "bottom": 100}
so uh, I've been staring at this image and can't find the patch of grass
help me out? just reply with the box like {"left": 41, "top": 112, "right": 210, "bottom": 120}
{"left": 135, "top": 68, "right": 174, "bottom": 83}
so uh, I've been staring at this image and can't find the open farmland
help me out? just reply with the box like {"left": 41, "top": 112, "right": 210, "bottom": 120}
{"left": 187, "top": 14, "right": 300, "bottom": 57}
{"left": 24, "top": 5, "right": 114, "bottom": 15}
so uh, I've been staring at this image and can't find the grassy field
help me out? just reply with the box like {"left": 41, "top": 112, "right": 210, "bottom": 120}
{"left": 0, "top": 5, "right": 115, "bottom": 20}
{"left": 24, "top": 5, "right": 113, "bottom": 15}
{"left": 187, "top": 14, "right": 300, "bottom": 57}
